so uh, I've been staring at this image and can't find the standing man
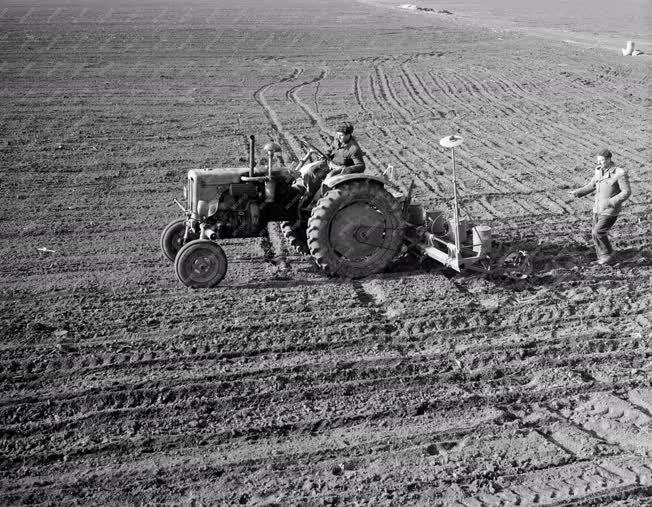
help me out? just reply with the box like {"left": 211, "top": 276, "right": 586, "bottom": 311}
{"left": 569, "top": 148, "right": 631, "bottom": 264}
{"left": 292, "top": 122, "right": 366, "bottom": 194}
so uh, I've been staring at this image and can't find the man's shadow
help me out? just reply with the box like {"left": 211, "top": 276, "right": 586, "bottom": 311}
{"left": 466, "top": 238, "right": 650, "bottom": 292}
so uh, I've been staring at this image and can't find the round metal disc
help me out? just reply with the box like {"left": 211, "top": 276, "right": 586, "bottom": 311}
{"left": 329, "top": 201, "right": 389, "bottom": 261}
{"left": 439, "top": 135, "right": 464, "bottom": 148}
{"left": 175, "top": 240, "right": 228, "bottom": 288}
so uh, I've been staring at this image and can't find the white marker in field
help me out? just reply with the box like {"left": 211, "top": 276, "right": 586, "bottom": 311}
{"left": 622, "top": 41, "right": 634, "bottom": 56}
{"left": 439, "top": 135, "right": 464, "bottom": 255}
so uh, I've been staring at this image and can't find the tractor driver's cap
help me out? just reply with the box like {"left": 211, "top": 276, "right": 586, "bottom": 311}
{"left": 335, "top": 122, "right": 354, "bottom": 135}
{"left": 597, "top": 148, "right": 612, "bottom": 158}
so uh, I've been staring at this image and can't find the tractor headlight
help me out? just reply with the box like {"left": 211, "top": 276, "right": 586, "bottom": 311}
{"left": 197, "top": 200, "right": 208, "bottom": 217}
{"left": 196, "top": 198, "right": 220, "bottom": 218}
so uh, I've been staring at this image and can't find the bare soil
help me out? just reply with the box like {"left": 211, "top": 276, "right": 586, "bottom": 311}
{"left": 1, "top": 1, "right": 651, "bottom": 505}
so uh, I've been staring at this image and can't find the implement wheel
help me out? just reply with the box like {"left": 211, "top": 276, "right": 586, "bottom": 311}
{"left": 307, "top": 181, "right": 403, "bottom": 278}
{"left": 175, "top": 240, "right": 228, "bottom": 288}
{"left": 161, "top": 218, "right": 187, "bottom": 262}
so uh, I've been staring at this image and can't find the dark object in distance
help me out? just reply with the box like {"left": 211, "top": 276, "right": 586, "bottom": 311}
{"left": 416, "top": 7, "right": 453, "bottom": 14}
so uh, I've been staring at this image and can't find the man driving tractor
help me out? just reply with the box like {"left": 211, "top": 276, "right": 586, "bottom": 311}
{"left": 292, "top": 122, "right": 366, "bottom": 195}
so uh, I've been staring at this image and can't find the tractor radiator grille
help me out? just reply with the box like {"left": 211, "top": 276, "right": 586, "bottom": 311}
{"left": 230, "top": 183, "right": 259, "bottom": 197}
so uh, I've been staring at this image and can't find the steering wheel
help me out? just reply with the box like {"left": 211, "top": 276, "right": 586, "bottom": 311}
{"left": 301, "top": 140, "right": 328, "bottom": 162}
{"left": 294, "top": 140, "right": 328, "bottom": 174}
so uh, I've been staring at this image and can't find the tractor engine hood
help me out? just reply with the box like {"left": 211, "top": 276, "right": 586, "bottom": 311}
{"left": 189, "top": 167, "right": 252, "bottom": 187}
{"left": 186, "top": 166, "right": 291, "bottom": 216}
{"left": 187, "top": 167, "right": 251, "bottom": 215}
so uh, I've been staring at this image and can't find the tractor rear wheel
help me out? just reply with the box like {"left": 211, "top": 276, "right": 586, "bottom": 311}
{"left": 281, "top": 220, "right": 309, "bottom": 254}
{"left": 161, "top": 218, "right": 187, "bottom": 262}
{"left": 307, "top": 181, "right": 403, "bottom": 278}
{"left": 175, "top": 240, "right": 228, "bottom": 288}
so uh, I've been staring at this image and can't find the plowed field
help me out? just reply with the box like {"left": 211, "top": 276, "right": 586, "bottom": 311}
{"left": 1, "top": 0, "right": 651, "bottom": 505}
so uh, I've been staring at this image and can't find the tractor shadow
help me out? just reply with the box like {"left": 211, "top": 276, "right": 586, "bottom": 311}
{"left": 467, "top": 238, "right": 651, "bottom": 292}
{"left": 221, "top": 249, "right": 453, "bottom": 292}
{"left": 221, "top": 238, "right": 650, "bottom": 293}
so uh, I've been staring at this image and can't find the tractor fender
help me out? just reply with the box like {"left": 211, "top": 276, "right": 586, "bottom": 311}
{"left": 322, "top": 173, "right": 388, "bottom": 191}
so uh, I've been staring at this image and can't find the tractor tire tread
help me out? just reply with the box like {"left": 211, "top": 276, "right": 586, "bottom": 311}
{"left": 160, "top": 218, "right": 187, "bottom": 262}
{"left": 306, "top": 181, "right": 403, "bottom": 278}
{"left": 280, "top": 220, "right": 309, "bottom": 255}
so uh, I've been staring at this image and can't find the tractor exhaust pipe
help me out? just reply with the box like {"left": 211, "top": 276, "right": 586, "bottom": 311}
{"left": 249, "top": 135, "right": 255, "bottom": 177}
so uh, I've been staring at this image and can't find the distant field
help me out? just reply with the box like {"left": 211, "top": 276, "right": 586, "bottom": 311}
{"left": 368, "top": 0, "right": 652, "bottom": 41}
{"left": 1, "top": 1, "right": 651, "bottom": 505}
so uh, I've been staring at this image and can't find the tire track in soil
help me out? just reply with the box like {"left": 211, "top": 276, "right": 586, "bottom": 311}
{"left": 428, "top": 386, "right": 652, "bottom": 504}
{"left": 252, "top": 66, "right": 304, "bottom": 160}
{"left": 3, "top": 318, "right": 648, "bottom": 496}
{"left": 421, "top": 67, "right": 608, "bottom": 197}
{"left": 6, "top": 384, "right": 652, "bottom": 507}
{"left": 461, "top": 458, "right": 652, "bottom": 505}
{"left": 374, "top": 63, "right": 455, "bottom": 151}
{"left": 2, "top": 300, "right": 648, "bottom": 396}
{"left": 374, "top": 63, "right": 414, "bottom": 120}
{"left": 1, "top": 384, "right": 494, "bottom": 465}
{"left": 393, "top": 62, "right": 495, "bottom": 195}
{"left": 398, "top": 62, "right": 451, "bottom": 119}
{"left": 471, "top": 69, "right": 648, "bottom": 167}
{"left": 423, "top": 69, "right": 572, "bottom": 195}
{"left": 252, "top": 67, "right": 309, "bottom": 267}
{"left": 363, "top": 63, "right": 453, "bottom": 196}
{"left": 4, "top": 370, "right": 649, "bottom": 469}
{"left": 375, "top": 86, "right": 508, "bottom": 218}
{"left": 275, "top": 62, "right": 409, "bottom": 197}
{"left": 454, "top": 386, "right": 652, "bottom": 504}
{"left": 567, "top": 393, "right": 652, "bottom": 456}
{"left": 374, "top": 141, "right": 444, "bottom": 197}
{"left": 441, "top": 73, "right": 574, "bottom": 185}
{"left": 383, "top": 65, "right": 520, "bottom": 198}
{"left": 7, "top": 299, "right": 647, "bottom": 428}
{"left": 353, "top": 73, "right": 392, "bottom": 173}
{"left": 286, "top": 67, "right": 328, "bottom": 132}
{"left": 5, "top": 260, "right": 645, "bottom": 369}
{"left": 281, "top": 62, "right": 438, "bottom": 200}
{"left": 0, "top": 406, "right": 513, "bottom": 502}
{"left": 352, "top": 73, "right": 396, "bottom": 186}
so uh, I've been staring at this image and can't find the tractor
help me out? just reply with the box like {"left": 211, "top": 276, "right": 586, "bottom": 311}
{"left": 161, "top": 134, "right": 492, "bottom": 288}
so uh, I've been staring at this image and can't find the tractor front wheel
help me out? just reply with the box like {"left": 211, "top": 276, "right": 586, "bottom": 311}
{"left": 307, "top": 181, "right": 403, "bottom": 278}
{"left": 161, "top": 218, "right": 187, "bottom": 262}
{"left": 175, "top": 240, "right": 228, "bottom": 288}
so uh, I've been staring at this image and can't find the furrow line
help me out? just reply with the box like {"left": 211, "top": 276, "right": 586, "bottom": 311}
{"left": 3, "top": 342, "right": 650, "bottom": 429}
{"left": 252, "top": 67, "right": 304, "bottom": 159}
{"left": 286, "top": 67, "right": 328, "bottom": 131}
{"left": 374, "top": 64, "right": 413, "bottom": 120}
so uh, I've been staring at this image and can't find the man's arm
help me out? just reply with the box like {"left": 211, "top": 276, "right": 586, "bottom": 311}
{"left": 325, "top": 140, "right": 337, "bottom": 160}
{"left": 609, "top": 168, "right": 631, "bottom": 207}
{"left": 573, "top": 174, "right": 596, "bottom": 198}
{"left": 340, "top": 146, "right": 366, "bottom": 174}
